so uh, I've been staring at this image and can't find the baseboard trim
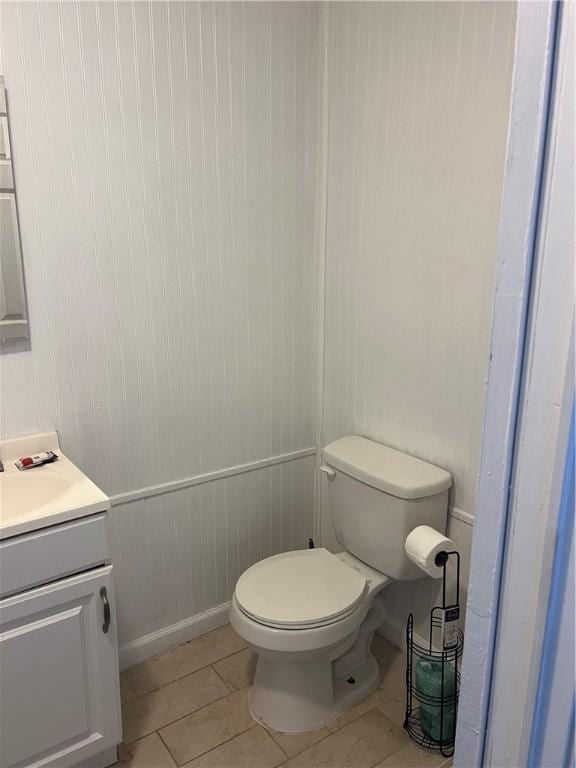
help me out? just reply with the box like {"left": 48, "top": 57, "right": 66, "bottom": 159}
{"left": 377, "top": 613, "right": 406, "bottom": 652}
{"left": 119, "top": 602, "right": 231, "bottom": 670}
{"left": 121, "top": 598, "right": 443, "bottom": 671}
{"left": 377, "top": 613, "right": 429, "bottom": 655}
{"left": 450, "top": 506, "right": 475, "bottom": 527}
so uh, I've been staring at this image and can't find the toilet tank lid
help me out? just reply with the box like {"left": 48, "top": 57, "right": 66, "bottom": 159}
{"left": 322, "top": 436, "right": 452, "bottom": 499}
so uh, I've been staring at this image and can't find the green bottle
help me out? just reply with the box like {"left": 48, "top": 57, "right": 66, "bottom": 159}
{"left": 415, "top": 656, "right": 456, "bottom": 743}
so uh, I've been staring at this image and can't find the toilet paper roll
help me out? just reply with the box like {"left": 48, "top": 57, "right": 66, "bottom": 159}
{"left": 405, "top": 526, "right": 456, "bottom": 579}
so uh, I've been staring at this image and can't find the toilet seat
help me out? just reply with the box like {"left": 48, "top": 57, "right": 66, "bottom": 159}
{"left": 234, "top": 548, "right": 368, "bottom": 630}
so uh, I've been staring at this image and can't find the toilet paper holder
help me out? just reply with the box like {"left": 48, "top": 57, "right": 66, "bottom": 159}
{"left": 404, "top": 549, "right": 464, "bottom": 758}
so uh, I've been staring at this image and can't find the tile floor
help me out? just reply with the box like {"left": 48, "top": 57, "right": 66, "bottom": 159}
{"left": 118, "top": 625, "right": 452, "bottom": 768}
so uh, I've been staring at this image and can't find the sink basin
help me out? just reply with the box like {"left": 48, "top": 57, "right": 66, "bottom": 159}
{"left": 1, "top": 473, "right": 70, "bottom": 517}
{"left": 0, "top": 432, "right": 110, "bottom": 539}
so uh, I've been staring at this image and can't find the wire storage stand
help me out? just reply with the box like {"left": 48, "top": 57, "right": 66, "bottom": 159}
{"left": 404, "top": 551, "right": 464, "bottom": 758}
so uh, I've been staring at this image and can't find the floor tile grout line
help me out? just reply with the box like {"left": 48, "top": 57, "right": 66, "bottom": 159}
{"left": 127, "top": 721, "right": 446, "bottom": 768}
{"left": 125, "top": 646, "right": 249, "bottom": 699}
{"left": 156, "top": 726, "right": 180, "bottom": 767}
{"left": 125, "top": 681, "right": 408, "bottom": 753}
{"left": 124, "top": 652, "right": 248, "bottom": 700}
{"left": 265, "top": 714, "right": 360, "bottom": 759}
{"left": 123, "top": 684, "right": 251, "bottom": 746}
{"left": 368, "top": 739, "right": 407, "bottom": 768}
{"left": 121, "top": 626, "right": 431, "bottom": 764}
{"left": 128, "top": 624, "right": 248, "bottom": 672}
{"left": 125, "top": 631, "right": 401, "bottom": 709}
{"left": 125, "top": 624, "right": 400, "bottom": 700}
{"left": 269, "top": 728, "right": 328, "bottom": 760}
{"left": 164, "top": 722, "right": 262, "bottom": 768}
{"left": 266, "top": 730, "right": 296, "bottom": 760}
{"left": 326, "top": 698, "right": 387, "bottom": 734}
{"left": 125, "top": 693, "right": 445, "bottom": 767}
{"left": 209, "top": 662, "right": 235, "bottom": 693}
{"left": 212, "top": 645, "right": 250, "bottom": 668}
{"left": 268, "top": 705, "right": 410, "bottom": 764}
{"left": 129, "top": 699, "right": 404, "bottom": 764}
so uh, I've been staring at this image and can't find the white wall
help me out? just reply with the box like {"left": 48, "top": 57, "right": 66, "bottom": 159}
{"left": 0, "top": 0, "right": 518, "bottom": 655}
{"left": 0, "top": 1, "right": 322, "bottom": 648}
{"left": 321, "top": 1, "right": 516, "bottom": 640}
{"left": 109, "top": 456, "right": 315, "bottom": 649}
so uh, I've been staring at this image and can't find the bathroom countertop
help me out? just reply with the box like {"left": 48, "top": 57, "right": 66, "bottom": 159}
{"left": 0, "top": 432, "right": 110, "bottom": 540}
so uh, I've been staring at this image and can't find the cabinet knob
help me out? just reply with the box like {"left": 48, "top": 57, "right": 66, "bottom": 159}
{"left": 100, "top": 586, "right": 111, "bottom": 634}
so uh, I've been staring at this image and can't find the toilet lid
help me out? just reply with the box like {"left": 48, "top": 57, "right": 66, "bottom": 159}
{"left": 235, "top": 548, "right": 368, "bottom": 628}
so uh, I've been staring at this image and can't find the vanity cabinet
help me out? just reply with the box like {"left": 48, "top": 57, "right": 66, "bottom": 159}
{"left": 0, "top": 515, "right": 121, "bottom": 768}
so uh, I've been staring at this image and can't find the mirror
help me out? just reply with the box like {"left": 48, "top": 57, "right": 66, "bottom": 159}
{"left": 0, "top": 76, "right": 29, "bottom": 342}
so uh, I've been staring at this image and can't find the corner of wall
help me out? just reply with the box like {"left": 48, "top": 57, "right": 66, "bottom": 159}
{"left": 313, "top": 0, "right": 331, "bottom": 546}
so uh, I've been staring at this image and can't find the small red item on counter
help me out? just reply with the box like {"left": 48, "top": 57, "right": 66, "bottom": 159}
{"left": 15, "top": 451, "right": 58, "bottom": 470}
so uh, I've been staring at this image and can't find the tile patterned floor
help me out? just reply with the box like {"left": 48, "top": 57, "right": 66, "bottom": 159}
{"left": 118, "top": 625, "right": 452, "bottom": 768}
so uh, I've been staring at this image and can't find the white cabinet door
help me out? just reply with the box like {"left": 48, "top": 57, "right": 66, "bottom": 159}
{"left": 0, "top": 566, "right": 121, "bottom": 768}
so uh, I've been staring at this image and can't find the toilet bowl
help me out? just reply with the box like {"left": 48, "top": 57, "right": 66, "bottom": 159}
{"left": 230, "top": 436, "right": 452, "bottom": 733}
{"left": 230, "top": 548, "right": 392, "bottom": 733}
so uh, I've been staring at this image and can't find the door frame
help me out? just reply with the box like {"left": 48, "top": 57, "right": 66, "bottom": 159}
{"left": 454, "top": 1, "right": 571, "bottom": 765}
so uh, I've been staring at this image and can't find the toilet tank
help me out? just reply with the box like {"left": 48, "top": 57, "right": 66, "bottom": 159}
{"left": 322, "top": 436, "right": 452, "bottom": 581}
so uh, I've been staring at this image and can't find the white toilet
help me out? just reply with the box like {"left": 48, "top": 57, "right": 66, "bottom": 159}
{"left": 230, "top": 436, "right": 452, "bottom": 733}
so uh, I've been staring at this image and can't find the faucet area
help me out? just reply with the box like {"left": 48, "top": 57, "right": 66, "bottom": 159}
{"left": 1, "top": 3, "right": 573, "bottom": 768}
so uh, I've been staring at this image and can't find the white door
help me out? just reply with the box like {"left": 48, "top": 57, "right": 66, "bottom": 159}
{"left": 0, "top": 566, "right": 122, "bottom": 768}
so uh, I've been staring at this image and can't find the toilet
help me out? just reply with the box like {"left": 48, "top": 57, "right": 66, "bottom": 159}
{"left": 229, "top": 436, "right": 452, "bottom": 733}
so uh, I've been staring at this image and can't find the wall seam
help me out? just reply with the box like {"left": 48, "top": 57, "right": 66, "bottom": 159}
{"left": 313, "top": 0, "right": 331, "bottom": 545}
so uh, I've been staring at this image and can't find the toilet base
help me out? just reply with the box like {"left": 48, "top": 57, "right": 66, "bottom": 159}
{"left": 249, "top": 651, "right": 381, "bottom": 734}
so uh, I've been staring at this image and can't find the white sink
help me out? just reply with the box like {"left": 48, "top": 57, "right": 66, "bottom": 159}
{"left": 0, "top": 432, "right": 110, "bottom": 539}
{"left": 2, "top": 473, "right": 70, "bottom": 517}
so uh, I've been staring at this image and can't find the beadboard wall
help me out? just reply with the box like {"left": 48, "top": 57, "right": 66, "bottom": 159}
{"left": 109, "top": 455, "right": 314, "bottom": 651}
{"left": 0, "top": 1, "right": 322, "bottom": 651}
{"left": 1, "top": 1, "right": 518, "bottom": 658}
{"left": 321, "top": 2, "right": 516, "bottom": 640}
